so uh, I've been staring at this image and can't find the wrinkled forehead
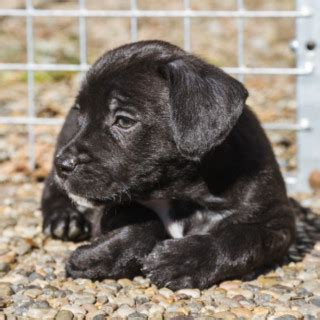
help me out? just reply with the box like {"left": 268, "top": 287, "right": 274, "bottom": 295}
{"left": 77, "top": 63, "right": 168, "bottom": 115}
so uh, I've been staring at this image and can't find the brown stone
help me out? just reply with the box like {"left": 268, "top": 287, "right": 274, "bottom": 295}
{"left": 230, "top": 307, "right": 253, "bottom": 319}
{"left": 309, "top": 170, "right": 320, "bottom": 191}
{"left": 212, "top": 311, "right": 237, "bottom": 319}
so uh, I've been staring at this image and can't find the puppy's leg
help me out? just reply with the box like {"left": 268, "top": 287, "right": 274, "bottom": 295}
{"left": 42, "top": 172, "right": 92, "bottom": 241}
{"left": 66, "top": 204, "right": 167, "bottom": 280}
{"left": 143, "top": 205, "right": 295, "bottom": 290}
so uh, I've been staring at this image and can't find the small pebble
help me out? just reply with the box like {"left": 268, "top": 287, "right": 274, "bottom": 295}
{"left": 176, "top": 289, "right": 201, "bottom": 299}
{"left": 112, "top": 305, "right": 135, "bottom": 318}
{"left": 0, "top": 263, "right": 10, "bottom": 272}
{"left": 61, "top": 305, "right": 86, "bottom": 316}
{"left": 310, "top": 297, "right": 320, "bottom": 307}
{"left": 110, "top": 295, "right": 135, "bottom": 307}
{"left": 55, "top": 310, "right": 74, "bottom": 320}
{"left": 86, "top": 312, "right": 105, "bottom": 320}
{"left": 0, "top": 283, "right": 13, "bottom": 296}
{"left": 27, "top": 307, "right": 56, "bottom": 319}
{"left": 127, "top": 311, "right": 148, "bottom": 320}
{"left": 158, "top": 288, "right": 174, "bottom": 298}
{"left": 92, "top": 316, "right": 105, "bottom": 320}
{"left": 309, "top": 170, "right": 320, "bottom": 191}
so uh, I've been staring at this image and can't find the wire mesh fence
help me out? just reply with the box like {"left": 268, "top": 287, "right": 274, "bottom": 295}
{"left": 0, "top": 0, "right": 319, "bottom": 191}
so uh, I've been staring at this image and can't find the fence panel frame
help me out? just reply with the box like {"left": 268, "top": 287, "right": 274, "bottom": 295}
{"left": 0, "top": 0, "right": 318, "bottom": 191}
{"left": 296, "top": 0, "right": 320, "bottom": 192}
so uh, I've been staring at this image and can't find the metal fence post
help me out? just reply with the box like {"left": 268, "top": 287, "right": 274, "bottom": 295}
{"left": 296, "top": 0, "right": 320, "bottom": 191}
{"left": 26, "top": 0, "right": 36, "bottom": 170}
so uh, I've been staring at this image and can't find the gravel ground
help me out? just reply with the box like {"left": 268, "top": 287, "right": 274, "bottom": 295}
{"left": 0, "top": 182, "right": 320, "bottom": 319}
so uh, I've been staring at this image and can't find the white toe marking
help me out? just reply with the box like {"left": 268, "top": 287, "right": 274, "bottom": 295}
{"left": 167, "top": 221, "right": 184, "bottom": 239}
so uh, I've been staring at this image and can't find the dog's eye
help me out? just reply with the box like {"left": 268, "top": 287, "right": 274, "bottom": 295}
{"left": 113, "top": 116, "right": 136, "bottom": 129}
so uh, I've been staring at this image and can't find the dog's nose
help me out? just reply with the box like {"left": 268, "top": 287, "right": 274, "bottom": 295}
{"left": 55, "top": 154, "right": 78, "bottom": 177}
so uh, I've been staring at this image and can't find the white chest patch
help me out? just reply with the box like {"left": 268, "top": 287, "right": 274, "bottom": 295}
{"left": 140, "top": 199, "right": 184, "bottom": 239}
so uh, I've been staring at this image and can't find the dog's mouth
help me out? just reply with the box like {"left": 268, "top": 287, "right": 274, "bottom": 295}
{"left": 54, "top": 174, "right": 97, "bottom": 208}
{"left": 54, "top": 171, "right": 133, "bottom": 208}
{"left": 68, "top": 193, "right": 114, "bottom": 209}
{"left": 68, "top": 193, "right": 126, "bottom": 209}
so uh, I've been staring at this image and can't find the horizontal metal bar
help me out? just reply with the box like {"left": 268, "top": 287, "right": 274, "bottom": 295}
{"left": 263, "top": 118, "right": 311, "bottom": 131}
{"left": 0, "top": 63, "right": 89, "bottom": 72}
{"left": 0, "top": 8, "right": 312, "bottom": 18}
{"left": 0, "top": 117, "right": 64, "bottom": 126}
{"left": 0, "top": 116, "right": 312, "bottom": 132}
{"left": 0, "top": 63, "right": 314, "bottom": 76}
{"left": 284, "top": 175, "right": 298, "bottom": 185}
{"left": 224, "top": 63, "right": 314, "bottom": 75}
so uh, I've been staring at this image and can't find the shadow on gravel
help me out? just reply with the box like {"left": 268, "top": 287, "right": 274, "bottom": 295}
{"left": 286, "top": 198, "right": 320, "bottom": 262}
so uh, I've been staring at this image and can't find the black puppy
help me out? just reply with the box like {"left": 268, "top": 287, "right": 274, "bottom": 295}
{"left": 42, "top": 40, "right": 295, "bottom": 290}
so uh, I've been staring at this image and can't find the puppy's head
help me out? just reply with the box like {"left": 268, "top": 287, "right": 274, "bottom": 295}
{"left": 54, "top": 40, "right": 248, "bottom": 206}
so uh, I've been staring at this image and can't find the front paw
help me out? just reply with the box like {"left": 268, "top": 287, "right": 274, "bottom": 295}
{"left": 65, "top": 244, "right": 95, "bottom": 279}
{"left": 142, "top": 239, "right": 200, "bottom": 290}
{"left": 65, "top": 243, "right": 110, "bottom": 280}
{"left": 43, "top": 209, "right": 91, "bottom": 242}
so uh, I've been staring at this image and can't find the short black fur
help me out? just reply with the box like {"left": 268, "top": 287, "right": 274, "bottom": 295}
{"left": 42, "top": 40, "right": 295, "bottom": 290}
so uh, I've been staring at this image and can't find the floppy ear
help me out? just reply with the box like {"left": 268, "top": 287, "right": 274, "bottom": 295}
{"left": 160, "top": 56, "right": 248, "bottom": 160}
